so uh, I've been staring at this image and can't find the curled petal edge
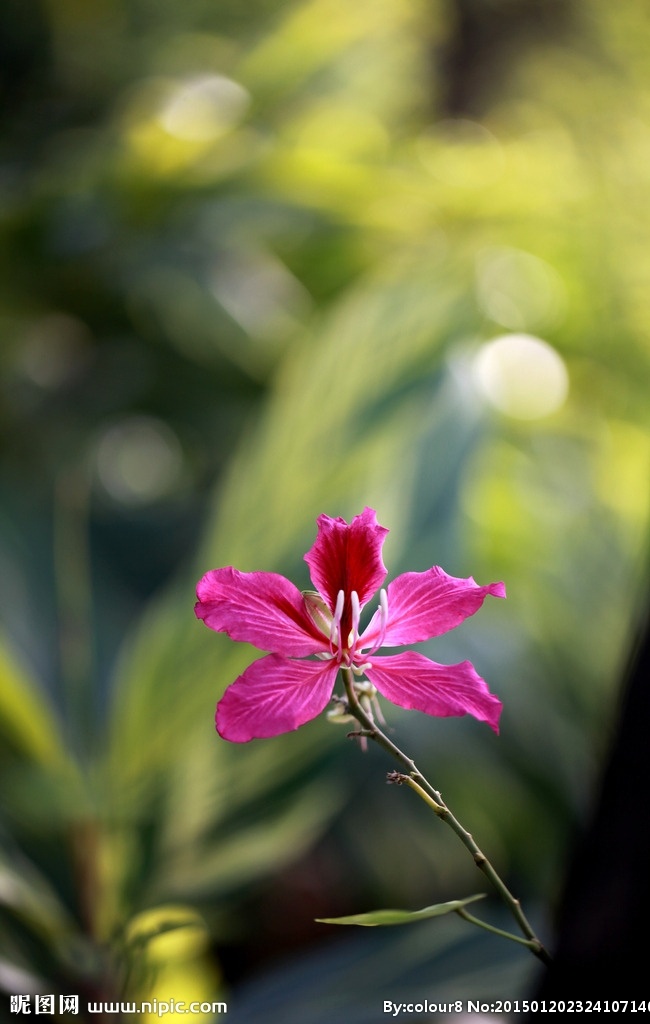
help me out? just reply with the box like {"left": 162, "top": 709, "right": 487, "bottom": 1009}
{"left": 362, "top": 568, "right": 506, "bottom": 649}
{"left": 365, "top": 650, "right": 502, "bottom": 734}
{"left": 304, "top": 507, "right": 389, "bottom": 613}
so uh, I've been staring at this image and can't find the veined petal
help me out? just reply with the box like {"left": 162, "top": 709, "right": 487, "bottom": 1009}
{"left": 195, "top": 568, "right": 326, "bottom": 656}
{"left": 365, "top": 651, "right": 502, "bottom": 733}
{"left": 216, "top": 654, "right": 339, "bottom": 742}
{"left": 304, "top": 507, "right": 388, "bottom": 612}
{"left": 362, "top": 568, "right": 505, "bottom": 648}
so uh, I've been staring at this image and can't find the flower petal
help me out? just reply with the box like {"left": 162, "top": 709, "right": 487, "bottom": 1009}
{"left": 195, "top": 568, "right": 326, "bottom": 656}
{"left": 304, "top": 507, "right": 388, "bottom": 612}
{"left": 365, "top": 651, "right": 502, "bottom": 732}
{"left": 362, "top": 568, "right": 505, "bottom": 648}
{"left": 216, "top": 654, "right": 339, "bottom": 742}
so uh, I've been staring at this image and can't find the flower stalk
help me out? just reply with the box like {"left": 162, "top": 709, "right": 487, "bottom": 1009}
{"left": 341, "top": 668, "right": 551, "bottom": 967}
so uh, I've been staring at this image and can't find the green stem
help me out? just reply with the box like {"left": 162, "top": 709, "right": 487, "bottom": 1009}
{"left": 455, "top": 908, "right": 541, "bottom": 951}
{"left": 341, "top": 669, "right": 551, "bottom": 967}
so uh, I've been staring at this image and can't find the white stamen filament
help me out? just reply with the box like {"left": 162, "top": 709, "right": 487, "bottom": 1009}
{"left": 347, "top": 590, "right": 361, "bottom": 649}
{"left": 330, "top": 589, "right": 345, "bottom": 654}
{"left": 380, "top": 588, "right": 388, "bottom": 634}
{"left": 367, "top": 588, "right": 389, "bottom": 656}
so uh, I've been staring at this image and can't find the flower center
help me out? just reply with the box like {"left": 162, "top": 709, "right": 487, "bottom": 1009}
{"left": 328, "top": 587, "right": 388, "bottom": 670}
{"left": 303, "top": 587, "right": 388, "bottom": 669}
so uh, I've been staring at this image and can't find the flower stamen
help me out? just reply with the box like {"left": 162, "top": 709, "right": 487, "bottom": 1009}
{"left": 347, "top": 590, "right": 361, "bottom": 649}
{"left": 367, "top": 588, "right": 389, "bottom": 656}
{"left": 330, "top": 589, "right": 345, "bottom": 655}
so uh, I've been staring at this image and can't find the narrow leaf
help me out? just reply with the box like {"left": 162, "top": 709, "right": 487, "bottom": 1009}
{"left": 316, "top": 893, "right": 486, "bottom": 927}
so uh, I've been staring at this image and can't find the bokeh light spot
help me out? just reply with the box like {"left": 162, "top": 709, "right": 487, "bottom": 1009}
{"left": 473, "top": 333, "right": 569, "bottom": 420}
{"left": 476, "top": 247, "right": 567, "bottom": 331}
{"left": 95, "top": 416, "right": 185, "bottom": 505}
{"left": 157, "top": 74, "right": 250, "bottom": 142}
{"left": 19, "top": 314, "right": 92, "bottom": 389}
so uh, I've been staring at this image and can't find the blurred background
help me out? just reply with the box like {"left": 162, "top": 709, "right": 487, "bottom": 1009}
{"left": 1, "top": 0, "right": 649, "bottom": 1019}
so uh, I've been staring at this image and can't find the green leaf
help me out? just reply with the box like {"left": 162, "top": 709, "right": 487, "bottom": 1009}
{"left": 316, "top": 893, "right": 486, "bottom": 927}
{"left": 0, "top": 636, "right": 69, "bottom": 768}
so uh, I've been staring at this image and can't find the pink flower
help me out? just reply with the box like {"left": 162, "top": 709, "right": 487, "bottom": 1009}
{"left": 195, "top": 508, "right": 505, "bottom": 742}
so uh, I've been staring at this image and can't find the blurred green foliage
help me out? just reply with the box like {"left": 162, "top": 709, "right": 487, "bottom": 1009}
{"left": 1, "top": 0, "right": 650, "bottom": 1018}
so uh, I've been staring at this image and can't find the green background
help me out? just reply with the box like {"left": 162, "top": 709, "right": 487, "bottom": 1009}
{"left": 1, "top": 0, "right": 649, "bottom": 1018}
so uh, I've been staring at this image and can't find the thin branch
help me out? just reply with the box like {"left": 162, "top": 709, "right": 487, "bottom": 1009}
{"left": 341, "top": 669, "right": 551, "bottom": 966}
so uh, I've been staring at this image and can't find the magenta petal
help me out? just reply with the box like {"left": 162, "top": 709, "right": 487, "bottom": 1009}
{"left": 363, "top": 568, "right": 506, "bottom": 648}
{"left": 216, "top": 654, "right": 339, "bottom": 742}
{"left": 365, "top": 651, "right": 502, "bottom": 733}
{"left": 304, "top": 507, "right": 389, "bottom": 611}
{"left": 195, "top": 568, "right": 326, "bottom": 656}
